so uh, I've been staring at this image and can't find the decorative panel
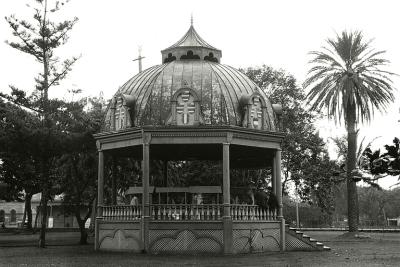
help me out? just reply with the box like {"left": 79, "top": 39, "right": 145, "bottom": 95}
{"left": 286, "top": 233, "right": 314, "bottom": 251}
{"left": 99, "top": 229, "right": 141, "bottom": 252}
{"left": 149, "top": 229, "right": 223, "bottom": 254}
{"left": 232, "top": 228, "right": 280, "bottom": 253}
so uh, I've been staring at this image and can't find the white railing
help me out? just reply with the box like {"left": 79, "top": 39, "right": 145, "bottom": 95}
{"left": 151, "top": 204, "right": 223, "bottom": 221}
{"left": 99, "top": 204, "right": 276, "bottom": 221}
{"left": 101, "top": 205, "right": 141, "bottom": 221}
{"left": 231, "top": 205, "right": 276, "bottom": 221}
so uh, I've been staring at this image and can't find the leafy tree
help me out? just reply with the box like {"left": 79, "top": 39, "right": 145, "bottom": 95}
{"left": 2, "top": 0, "right": 79, "bottom": 247}
{"left": 368, "top": 137, "right": 400, "bottom": 177}
{"left": 304, "top": 31, "right": 396, "bottom": 232}
{"left": 0, "top": 99, "right": 42, "bottom": 228}
{"left": 242, "top": 65, "right": 340, "bottom": 213}
{"left": 56, "top": 97, "right": 105, "bottom": 244}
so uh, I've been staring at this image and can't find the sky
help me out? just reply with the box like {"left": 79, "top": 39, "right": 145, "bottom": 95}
{"left": 1, "top": 0, "right": 399, "bottom": 187}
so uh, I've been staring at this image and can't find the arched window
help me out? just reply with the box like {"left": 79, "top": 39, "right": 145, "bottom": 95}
{"left": 10, "top": 209, "right": 16, "bottom": 223}
{"left": 110, "top": 94, "right": 135, "bottom": 131}
{"left": 250, "top": 96, "right": 263, "bottom": 129}
{"left": 0, "top": 210, "right": 4, "bottom": 222}
{"left": 180, "top": 50, "right": 200, "bottom": 60}
{"left": 164, "top": 53, "right": 176, "bottom": 63}
{"left": 240, "top": 93, "right": 267, "bottom": 130}
{"left": 114, "top": 97, "right": 125, "bottom": 131}
{"left": 167, "top": 88, "right": 203, "bottom": 126}
{"left": 204, "top": 52, "right": 218, "bottom": 63}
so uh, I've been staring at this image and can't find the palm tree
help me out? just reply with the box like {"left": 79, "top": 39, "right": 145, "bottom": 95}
{"left": 304, "top": 31, "right": 396, "bottom": 232}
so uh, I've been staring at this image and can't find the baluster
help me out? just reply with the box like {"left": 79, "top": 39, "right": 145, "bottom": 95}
{"left": 151, "top": 206, "right": 155, "bottom": 220}
{"left": 180, "top": 205, "right": 184, "bottom": 220}
{"left": 200, "top": 206, "right": 204, "bottom": 220}
{"left": 190, "top": 206, "right": 194, "bottom": 220}
{"left": 138, "top": 206, "right": 141, "bottom": 218}
{"left": 134, "top": 206, "right": 138, "bottom": 219}
{"left": 235, "top": 206, "right": 238, "bottom": 220}
{"left": 267, "top": 208, "right": 271, "bottom": 220}
{"left": 217, "top": 205, "right": 221, "bottom": 219}
{"left": 167, "top": 206, "right": 171, "bottom": 220}
{"left": 102, "top": 207, "right": 107, "bottom": 220}
{"left": 174, "top": 205, "right": 177, "bottom": 220}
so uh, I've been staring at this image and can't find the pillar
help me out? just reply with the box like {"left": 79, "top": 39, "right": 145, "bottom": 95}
{"left": 275, "top": 148, "right": 285, "bottom": 251}
{"left": 95, "top": 150, "right": 104, "bottom": 251}
{"left": 111, "top": 158, "right": 117, "bottom": 205}
{"left": 275, "top": 149, "right": 283, "bottom": 218}
{"left": 222, "top": 142, "right": 233, "bottom": 254}
{"left": 223, "top": 143, "right": 231, "bottom": 218}
{"left": 142, "top": 136, "right": 150, "bottom": 252}
{"left": 272, "top": 154, "right": 277, "bottom": 196}
{"left": 142, "top": 142, "right": 150, "bottom": 216}
{"left": 97, "top": 151, "right": 104, "bottom": 217}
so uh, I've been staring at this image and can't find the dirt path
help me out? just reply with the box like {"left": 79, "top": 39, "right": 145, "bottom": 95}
{"left": 0, "top": 231, "right": 399, "bottom": 266}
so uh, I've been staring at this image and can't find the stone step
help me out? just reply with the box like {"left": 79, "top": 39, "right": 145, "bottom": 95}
{"left": 323, "top": 246, "right": 331, "bottom": 251}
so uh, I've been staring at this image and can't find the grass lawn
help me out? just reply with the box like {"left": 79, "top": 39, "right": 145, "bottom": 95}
{"left": 0, "top": 231, "right": 399, "bottom": 266}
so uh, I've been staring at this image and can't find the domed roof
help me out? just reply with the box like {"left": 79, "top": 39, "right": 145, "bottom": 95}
{"left": 104, "top": 24, "right": 278, "bottom": 132}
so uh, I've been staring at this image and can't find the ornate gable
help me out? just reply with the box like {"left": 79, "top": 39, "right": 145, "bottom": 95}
{"left": 167, "top": 88, "right": 203, "bottom": 126}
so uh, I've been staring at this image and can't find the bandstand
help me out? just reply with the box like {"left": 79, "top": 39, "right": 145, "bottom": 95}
{"left": 93, "top": 23, "right": 328, "bottom": 254}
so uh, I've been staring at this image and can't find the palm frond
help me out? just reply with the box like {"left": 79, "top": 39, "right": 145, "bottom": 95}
{"left": 304, "top": 30, "right": 396, "bottom": 124}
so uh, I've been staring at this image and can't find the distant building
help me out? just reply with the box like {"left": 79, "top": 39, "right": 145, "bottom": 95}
{"left": 0, "top": 193, "right": 88, "bottom": 228}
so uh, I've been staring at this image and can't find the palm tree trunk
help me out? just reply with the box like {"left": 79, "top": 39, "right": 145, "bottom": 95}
{"left": 346, "top": 105, "right": 359, "bottom": 232}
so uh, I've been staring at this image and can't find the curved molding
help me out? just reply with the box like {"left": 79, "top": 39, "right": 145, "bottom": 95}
{"left": 99, "top": 229, "right": 142, "bottom": 251}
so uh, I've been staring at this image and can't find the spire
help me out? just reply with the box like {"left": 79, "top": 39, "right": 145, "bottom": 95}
{"left": 191, "top": 13, "right": 193, "bottom": 26}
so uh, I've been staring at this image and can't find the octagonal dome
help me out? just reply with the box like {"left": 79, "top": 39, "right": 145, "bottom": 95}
{"left": 104, "top": 25, "right": 279, "bottom": 132}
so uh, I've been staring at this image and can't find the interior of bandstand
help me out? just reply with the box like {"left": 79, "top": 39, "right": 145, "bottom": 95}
{"left": 97, "top": 142, "right": 282, "bottom": 223}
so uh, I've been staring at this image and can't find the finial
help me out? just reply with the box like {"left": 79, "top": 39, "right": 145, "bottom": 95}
{"left": 191, "top": 13, "right": 193, "bottom": 26}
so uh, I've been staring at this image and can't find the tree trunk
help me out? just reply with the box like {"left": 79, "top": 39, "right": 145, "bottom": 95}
{"left": 75, "top": 208, "right": 88, "bottom": 244}
{"left": 346, "top": 104, "right": 359, "bottom": 232}
{"left": 23, "top": 193, "right": 33, "bottom": 229}
{"left": 33, "top": 199, "right": 41, "bottom": 232}
{"left": 39, "top": 189, "right": 48, "bottom": 248}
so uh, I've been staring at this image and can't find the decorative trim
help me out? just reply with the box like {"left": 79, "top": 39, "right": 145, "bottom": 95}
{"left": 99, "top": 228, "right": 142, "bottom": 250}
{"left": 149, "top": 228, "right": 223, "bottom": 253}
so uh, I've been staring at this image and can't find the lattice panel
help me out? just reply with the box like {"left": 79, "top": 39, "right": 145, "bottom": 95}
{"left": 286, "top": 233, "right": 314, "bottom": 251}
{"left": 233, "top": 228, "right": 280, "bottom": 253}
{"left": 149, "top": 229, "right": 223, "bottom": 254}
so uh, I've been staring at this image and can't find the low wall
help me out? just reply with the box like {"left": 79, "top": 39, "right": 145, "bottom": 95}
{"left": 96, "top": 219, "right": 281, "bottom": 254}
